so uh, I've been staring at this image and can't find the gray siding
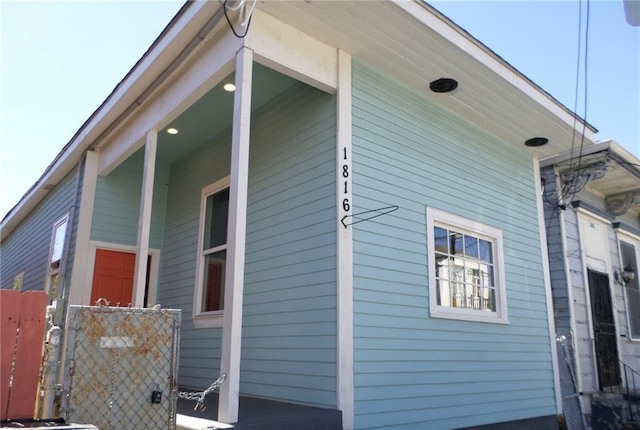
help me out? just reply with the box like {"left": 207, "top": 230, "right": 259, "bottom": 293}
{"left": 351, "top": 61, "right": 556, "bottom": 429}
{"left": 1, "top": 166, "right": 79, "bottom": 295}
{"left": 541, "top": 167, "right": 572, "bottom": 338}
{"left": 158, "top": 83, "right": 337, "bottom": 407}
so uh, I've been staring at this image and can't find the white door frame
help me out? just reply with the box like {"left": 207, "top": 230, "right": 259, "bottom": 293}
{"left": 82, "top": 241, "right": 161, "bottom": 307}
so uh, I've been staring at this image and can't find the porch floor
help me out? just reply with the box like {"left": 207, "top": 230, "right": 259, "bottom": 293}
{"left": 176, "top": 393, "right": 342, "bottom": 430}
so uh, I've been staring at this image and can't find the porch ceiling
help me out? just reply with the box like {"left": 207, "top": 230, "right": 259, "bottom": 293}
{"left": 256, "top": 0, "right": 597, "bottom": 159}
{"left": 155, "top": 62, "right": 298, "bottom": 164}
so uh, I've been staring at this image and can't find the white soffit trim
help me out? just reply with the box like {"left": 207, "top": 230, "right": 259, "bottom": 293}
{"left": 392, "top": 0, "right": 596, "bottom": 138}
{"left": 98, "top": 31, "right": 241, "bottom": 175}
{"left": 245, "top": 10, "right": 338, "bottom": 93}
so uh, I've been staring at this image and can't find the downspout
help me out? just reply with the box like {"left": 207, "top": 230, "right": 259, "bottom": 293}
{"left": 556, "top": 165, "right": 583, "bottom": 394}
{"left": 38, "top": 156, "right": 84, "bottom": 419}
{"left": 534, "top": 159, "right": 562, "bottom": 415}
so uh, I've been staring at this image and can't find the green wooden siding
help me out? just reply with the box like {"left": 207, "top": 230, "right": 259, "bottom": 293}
{"left": 1, "top": 166, "right": 79, "bottom": 293}
{"left": 90, "top": 149, "right": 169, "bottom": 249}
{"left": 158, "top": 83, "right": 337, "bottom": 407}
{"left": 351, "top": 60, "right": 555, "bottom": 429}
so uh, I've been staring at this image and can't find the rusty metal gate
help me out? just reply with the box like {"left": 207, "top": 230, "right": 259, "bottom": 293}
{"left": 62, "top": 305, "right": 180, "bottom": 429}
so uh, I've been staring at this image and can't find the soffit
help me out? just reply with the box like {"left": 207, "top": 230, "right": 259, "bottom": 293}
{"left": 256, "top": 1, "right": 596, "bottom": 158}
{"left": 551, "top": 142, "right": 640, "bottom": 216}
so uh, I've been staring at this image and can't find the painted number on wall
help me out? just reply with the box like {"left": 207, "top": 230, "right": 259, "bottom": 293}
{"left": 340, "top": 146, "right": 352, "bottom": 228}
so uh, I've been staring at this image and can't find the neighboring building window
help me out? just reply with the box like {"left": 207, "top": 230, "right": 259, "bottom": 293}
{"left": 193, "top": 177, "right": 230, "bottom": 327}
{"left": 13, "top": 271, "right": 24, "bottom": 291}
{"left": 46, "top": 213, "right": 69, "bottom": 299}
{"left": 620, "top": 239, "right": 640, "bottom": 340}
{"left": 426, "top": 207, "right": 508, "bottom": 324}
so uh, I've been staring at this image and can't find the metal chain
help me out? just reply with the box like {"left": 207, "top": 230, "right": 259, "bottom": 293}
{"left": 177, "top": 374, "right": 226, "bottom": 411}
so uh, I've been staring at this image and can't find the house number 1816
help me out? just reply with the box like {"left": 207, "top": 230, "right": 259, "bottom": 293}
{"left": 341, "top": 146, "right": 351, "bottom": 219}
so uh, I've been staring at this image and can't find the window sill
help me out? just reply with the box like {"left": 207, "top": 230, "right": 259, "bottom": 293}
{"left": 192, "top": 311, "right": 224, "bottom": 328}
{"left": 430, "top": 307, "right": 508, "bottom": 325}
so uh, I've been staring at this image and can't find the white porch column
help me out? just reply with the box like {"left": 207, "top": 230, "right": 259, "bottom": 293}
{"left": 336, "top": 49, "right": 354, "bottom": 430}
{"left": 133, "top": 130, "right": 157, "bottom": 307}
{"left": 218, "top": 46, "right": 253, "bottom": 424}
{"left": 68, "top": 150, "right": 100, "bottom": 307}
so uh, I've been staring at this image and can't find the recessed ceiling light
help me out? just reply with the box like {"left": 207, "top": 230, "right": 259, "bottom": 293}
{"left": 223, "top": 83, "right": 236, "bottom": 92}
{"left": 524, "top": 137, "right": 549, "bottom": 147}
{"left": 167, "top": 127, "right": 179, "bottom": 135}
{"left": 429, "top": 78, "right": 458, "bottom": 93}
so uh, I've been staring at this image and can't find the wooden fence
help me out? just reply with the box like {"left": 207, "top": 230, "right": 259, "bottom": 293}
{"left": 1, "top": 289, "right": 48, "bottom": 421}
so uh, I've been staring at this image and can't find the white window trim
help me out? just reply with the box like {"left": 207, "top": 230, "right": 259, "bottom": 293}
{"left": 193, "top": 176, "right": 230, "bottom": 329}
{"left": 81, "top": 241, "right": 161, "bottom": 307}
{"left": 45, "top": 212, "right": 70, "bottom": 298}
{"left": 618, "top": 231, "right": 640, "bottom": 342}
{"left": 426, "top": 207, "right": 508, "bottom": 324}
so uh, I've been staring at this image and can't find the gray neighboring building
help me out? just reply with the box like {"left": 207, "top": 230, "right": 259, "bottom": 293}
{"left": 541, "top": 140, "right": 640, "bottom": 424}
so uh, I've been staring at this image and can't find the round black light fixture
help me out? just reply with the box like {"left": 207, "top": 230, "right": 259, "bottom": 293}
{"left": 429, "top": 78, "right": 458, "bottom": 93}
{"left": 524, "top": 137, "right": 549, "bottom": 147}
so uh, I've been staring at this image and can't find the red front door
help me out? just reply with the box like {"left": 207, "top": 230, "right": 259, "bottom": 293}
{"left": 90, "top": 249, "right": 136, "bottom": 307}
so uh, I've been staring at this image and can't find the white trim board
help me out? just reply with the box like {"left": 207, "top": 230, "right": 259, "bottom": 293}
{"left": 336, "top": 49, "right": 354, "bottom": 430}
{"left": 78, "top": 241, "right": 161, "bottom": 307}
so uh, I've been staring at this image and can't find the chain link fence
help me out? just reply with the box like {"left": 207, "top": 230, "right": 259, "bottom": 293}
{"left": 62, "top": 304, "right": 181, "bottom": 430}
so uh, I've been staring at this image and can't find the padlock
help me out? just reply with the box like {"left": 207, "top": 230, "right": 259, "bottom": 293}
{"left": 151, "top": 384, "right": 162, "bottom": 404}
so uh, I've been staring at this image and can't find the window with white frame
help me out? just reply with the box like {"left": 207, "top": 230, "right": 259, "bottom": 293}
{"left": 193, "top": 177, "right": 230, "bottom": 326}
{"left": 426, "top": 207, "right": 508, "bottom": 324}
{"left": 620, "top": 238, "right": 640, "bottom": 340}
{"left": 46, "top": 213, "right": 69, "bottom": 299}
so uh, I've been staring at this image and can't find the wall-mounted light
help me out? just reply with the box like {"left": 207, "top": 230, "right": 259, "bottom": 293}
{"left": 524, "top": 137, "right": 549, "bottom": 147}
{"left": 615, "top": 264, "right": 636, "bottom": 285}
{"left": 429, "top": 78, "right": 458, "bottom": 93}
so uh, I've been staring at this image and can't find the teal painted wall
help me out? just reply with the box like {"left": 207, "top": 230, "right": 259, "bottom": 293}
{"left": 158, "top": 83, "right": 337, "bottom": 407}
{"left": 1, "top": 166, "right": 79, "bottom": 293}
{"left": 90, "top": 149, "right": 169, "bottom": 249}
{"left": 351, "top": 60, "right": 555, "bottom": 429}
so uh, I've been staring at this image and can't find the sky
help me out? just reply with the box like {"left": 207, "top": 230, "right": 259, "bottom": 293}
{"left": 1, "top": 0, "right": 639, "bottom": 219}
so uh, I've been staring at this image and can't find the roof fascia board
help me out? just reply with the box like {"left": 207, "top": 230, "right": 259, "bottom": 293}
{"left": 539, "top": 141, "right": 612, "bottom": 167}
{"left": 1, "top": 1, "right": 218, "bottom": 236}
{"left": 393, "top": 0, "right": 597, "bottom": 138}
{"left": 539, "top": 140, "right": 640, "bottom": 171}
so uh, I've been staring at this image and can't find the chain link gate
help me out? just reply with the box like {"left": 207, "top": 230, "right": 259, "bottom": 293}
{"left": 63, "top": 305, "right": 181, "bottom": 429}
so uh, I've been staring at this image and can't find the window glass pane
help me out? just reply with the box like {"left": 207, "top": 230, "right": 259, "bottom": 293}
{"left": 464, "top": 235, "right": 478, "bottom": 259}
{"left": 432, "top": 218, "right": 500, "bottom": 314}
{"left": 452, "top": 232, "right": 464, "bottom": 256}
{"left": 437, "top": 279, "right": 450, "bottom": 306}
{"left": 621, "top": 241, "right": 640, "bottom": 338}
{"left": 482, "top": 265, "right": 494, "bottom": 287}
{"left": 481, "top": 287, "right": 496, "bottom": 312}
{"left": 51, "top": 219, "right": 68, "bottom": 266}
{"left": 434, "top": 227, "right": 449, "bottom": 253}
{"left": 479, "top": 239, "right": 493, "bottom": 263}
{"left": 203, "top": 189, "right": 229, "bottom": 250}
{"left": 435, "top": 253, "right": 449, "bottom": 279}
{"left": 202, "top": 250, "right": 226, "bottom": 312}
